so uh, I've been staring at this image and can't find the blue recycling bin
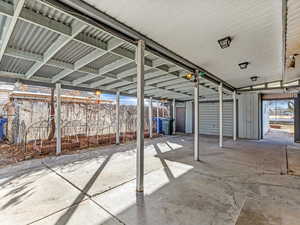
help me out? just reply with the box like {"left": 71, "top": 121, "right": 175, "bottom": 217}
{"left": 154, "top": 117, "right": 163, "bottom": 133}
{"left": 0, "top": 118, "right": 7, "bottom": 141}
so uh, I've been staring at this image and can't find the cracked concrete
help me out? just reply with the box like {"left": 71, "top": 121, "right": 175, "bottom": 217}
{"left": 0, "top": 135, "right": 300, "bottom": 225}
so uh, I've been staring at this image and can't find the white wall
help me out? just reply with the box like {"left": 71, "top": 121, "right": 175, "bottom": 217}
{"left": 199, "top": 101, "right": 233, "bottom": 137}
{"left": 238, "top": 93, "right": 261, "bottom": 139}
{"left": 185, "top": 101, "right": 193, "bottom": 133}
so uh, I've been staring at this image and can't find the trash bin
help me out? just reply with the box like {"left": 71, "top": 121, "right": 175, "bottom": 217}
{"left": 154, "top": 117, "right": 163, "bottom": 133}
{"left": 0, "top": 118, "right": 8, "bottom": 141}
{"left": 162, "top": 118, "right": 173, "bottom": 135}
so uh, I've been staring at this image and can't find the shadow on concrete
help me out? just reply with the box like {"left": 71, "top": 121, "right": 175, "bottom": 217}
{"left": 53, "top": 154, "right": 113, "bottom": 225}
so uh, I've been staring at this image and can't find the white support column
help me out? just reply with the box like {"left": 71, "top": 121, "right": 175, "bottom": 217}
{"left": 233, "top": 91, "right": 237, "bottom": 141}
{"left": 172, "top": 99, "right": 176, "bottom": 134}
{"left": 156, "top": 101, "right": 159, "bottom": 134}
{"left": 116, "top": 91, "right": 120, "bottom": 145}
{"left": 56, "top": 83, "right": 62, "bottom": 155}
{"left": 149, "top": 97, "right": 153, "bottom": 138}
{"left": 219, "top": 83, "right": 223, "bottom": 148}
{"left": 136, "top": 40, "right": 145, "bottom": 192}
{"left": 194, "top": 71, "right": 200, "bottom": 161}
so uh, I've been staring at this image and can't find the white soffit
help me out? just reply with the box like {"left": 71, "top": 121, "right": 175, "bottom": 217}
{"left": 285, "top": 0, "right": 300, "bottom": 81}
{"left": 81, "top": 0, "right": 283, "bottom": 88}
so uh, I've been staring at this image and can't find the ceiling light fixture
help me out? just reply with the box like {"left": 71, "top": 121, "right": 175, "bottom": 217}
{"left": 238, "top": 62, "right": 249, "bottom": 70}
{"left": 185, "top": 73, "right": 193, "bottom": 80}
{"left": 250, "top": 76, "right": 258, "bottom": 82}
{"left": 288, "top": 54, "right": 298, "bottom": 68}
{"left": 95, "top": 90, "right": 101, "bottom": 96}
{"left": 218, "top": 36, "right": 232, "bottom": 49}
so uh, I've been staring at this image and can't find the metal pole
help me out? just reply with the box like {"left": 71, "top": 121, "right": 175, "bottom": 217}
{"left": 173, "top": 99, "right": 176, "bottom": 134}
{"left": 136, "top": 40, "right": 145, "bottom": 192}
{"left": 156, "top": 101, "right": 159, "bottom": 134}
{"left": 194, "top": 70, "right": 200, "bottom": 161}
{"left": 233, "top": 91, "right": 237, "bottom": 141}
{"left": 219, "top": 83, "right": 223, "bottom": 148}
{"left": 116, "top": 91, "right": 120, "bottom": 144}
{"left": 149, "top": 97, "right": 153, "bottom": 138}
{"left": 56, "top": 83, "right": 61, "bottom": 155}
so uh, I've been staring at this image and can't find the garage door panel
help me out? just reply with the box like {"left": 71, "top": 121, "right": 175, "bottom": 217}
{"left": 199, "top": 101, "right": 233, "bottom": 137}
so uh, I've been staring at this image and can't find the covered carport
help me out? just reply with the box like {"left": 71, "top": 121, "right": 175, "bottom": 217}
{"left": 1, "top": 0, "right": 300, "bottom": 224}
{"left": 0, "top": 0, "right": 235, "bottom": 191}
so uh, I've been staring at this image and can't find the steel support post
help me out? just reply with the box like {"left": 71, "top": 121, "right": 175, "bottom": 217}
{"left": 233, "top": 91, "right": 237, "bottom": 141}
{"left": 136, "top": 40, "right": 145, "bottom": 192}
{"left": 194, "top": 71, "right": 200, "bottom": 161}
{"left": 56, "top": 83, "right": 62, "bottom": 155}
{"left": 149, "top": 97, "right": 153, "bottom": 138}
{"left": 156, "top": 101, "right": 159, "bottom": 134}
{"left": 219, "top": 83, "right": 223, "bottom": 148}
{"left": 173, "top": 99, "right": 176, "bottom": 134}
{"left": 116, "top": 91, "right": 120, "bottom": 144}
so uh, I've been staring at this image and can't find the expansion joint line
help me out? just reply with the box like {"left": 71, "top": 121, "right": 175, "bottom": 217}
{"left": 42, "top": 162, "right": 126, "bottom": 225}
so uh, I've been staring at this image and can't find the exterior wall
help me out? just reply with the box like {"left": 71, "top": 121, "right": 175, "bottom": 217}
{"left": 185, "top": 101, "right": 193, "bottom": 133}
{"left": 175, "top": 102, "right": 186, "bottom": 133}
{"left": 199, "top": 101, "right": 233, "bottom": 137}
{"left": 238, "top": 93, "right": 261, "bottom": 139}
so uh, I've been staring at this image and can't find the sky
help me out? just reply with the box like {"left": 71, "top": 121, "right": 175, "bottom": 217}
{"left": 101, "top": 93, "right": 137, "bottom": 105}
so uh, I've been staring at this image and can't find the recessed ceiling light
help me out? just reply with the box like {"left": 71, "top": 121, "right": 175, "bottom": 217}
{"left": 218, "top": 36, "right": 232, "bottom": 49}
{"left": 238, "top": 62, "right": 249, "bottom": 70}
{"left": 250, "top": 76, "right": 258, "bottom": 82}
{"left": 288, "top": 54, "right": 298, "bottom": 68}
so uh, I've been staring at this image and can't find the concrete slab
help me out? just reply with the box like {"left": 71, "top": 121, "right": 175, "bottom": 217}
{"left": 0, "top": 167, "right": 87, "bottom": 225}
{"left": 31, "top": 199, "right": 123, "bottom": 225}
{"left": 1, "top": 135, "right": 300, "bottom": 225}
{"left": 92, "top": 163, "right": 245, "bottom": 225}
{"left": 45, "top": 139, "right": 185, "bottom": 197}
{"left": 236, "top": 198, "right": 300, "bottom": 225}
{"left": 287, "top": 145, "right": 300, "bottom": 175}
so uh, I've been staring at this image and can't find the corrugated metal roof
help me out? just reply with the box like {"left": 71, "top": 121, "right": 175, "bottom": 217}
{"left": 120, "top": 43, "right": 136, "bottom": 52}
{"left": 0, "top": 16, "right": 7, "bottom": 41}
{"left": 83, "top": 76, "right": 107, "bottom": 85}
{"left": 86, "top": 52, "right": 121, "bottom": 70}
{"left": 0, "top": 0, "right": 204, "bottom": 100}
{"left": 0, "top": 55, "right": 35, "bottom": 74}
{"left": 35, "top": 65, "right": 64, "bottom": 78}
{"left": 8, "top": 19, "right": 60, "bottom": 55}
{"left": 82, "top": 26, "right": 112, "bottom": 42}
{"left": 2, "top": 0, "right": 13, "bottom": 4}
{"left": 52, "top": 40, "right": 95, "bottom": 64}
{"left": 63, "top": 71, "right": 88, "bottom": 82}
{"left": 25, "top": 0, "right": 74, "bottom": 26}
{"left": 109, "top": 61, "right": 136, "bottom": 75}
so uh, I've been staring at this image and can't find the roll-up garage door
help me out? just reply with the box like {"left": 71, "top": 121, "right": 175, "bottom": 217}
{"left": 199, "top": 101, "right": 233, "bottom": 137}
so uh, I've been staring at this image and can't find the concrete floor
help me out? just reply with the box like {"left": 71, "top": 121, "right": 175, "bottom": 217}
{"left": 0, "top": 134, "right": 300, "bottom": 225}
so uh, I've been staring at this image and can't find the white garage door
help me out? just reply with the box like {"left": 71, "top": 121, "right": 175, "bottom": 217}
{"left": 199, "top": 101, "right": 233, "bottom": 137}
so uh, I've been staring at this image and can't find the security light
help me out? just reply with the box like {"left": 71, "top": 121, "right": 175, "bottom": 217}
{"left": 238, "top": 62, "right": 249, "bottom": 70}
{"left": 250, "top": 76, "right": 258, "bottom": 82}
{"left": 218, "top": 36, "right": 232, "bottom": 49}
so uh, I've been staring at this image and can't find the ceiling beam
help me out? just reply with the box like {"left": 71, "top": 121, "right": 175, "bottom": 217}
{"left": 26, "top": 21, "right": 87, "bottom": 78}
{"left": 0, "top": 0, "right": 25, "bottom": 62}
{"left": 51, "top": 38, "right": 125, "bottom": 83}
